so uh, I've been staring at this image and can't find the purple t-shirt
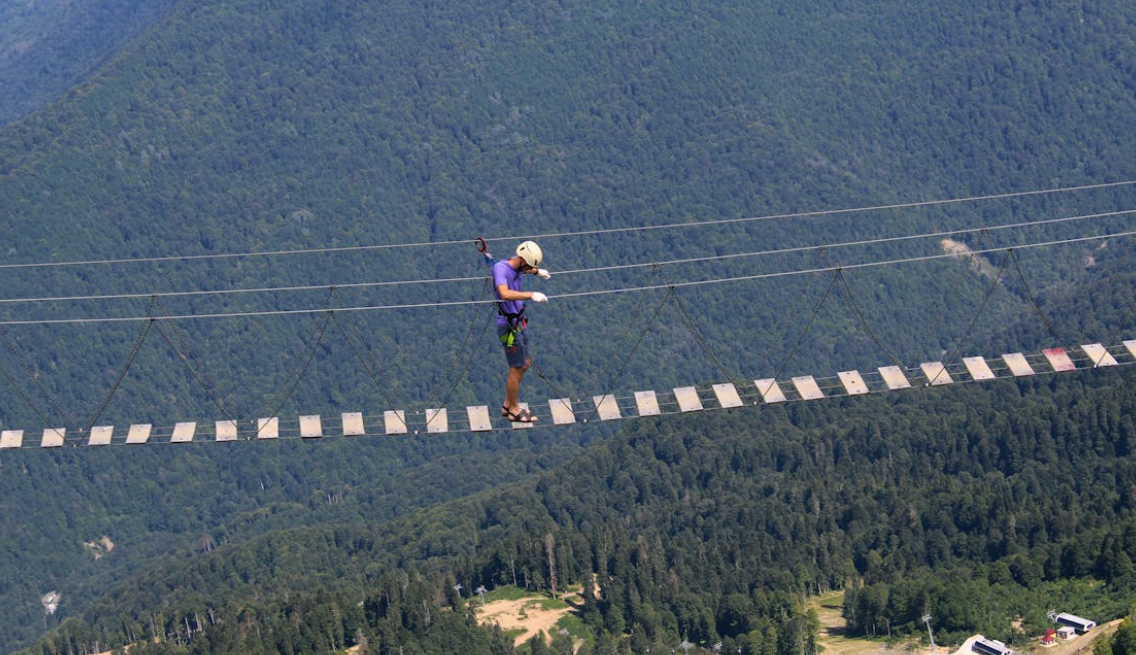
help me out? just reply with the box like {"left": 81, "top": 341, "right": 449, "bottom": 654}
{"left": 493, "top": 259, "right": 524, "bottom": 327}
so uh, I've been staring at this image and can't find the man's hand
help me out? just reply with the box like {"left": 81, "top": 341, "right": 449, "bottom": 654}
{"left": 536, "top": 268, "right": 551, "bottom": 279}
{"left": 531, "top": 292, "right": 548, "bottom": 303}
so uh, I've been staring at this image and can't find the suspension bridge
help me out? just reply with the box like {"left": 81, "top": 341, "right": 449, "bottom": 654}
{"left": 0, "top": 337, "right": 1130, "bottom": 448}
{"left": 2, "top": 181, "right": 1136, "bottom": 448}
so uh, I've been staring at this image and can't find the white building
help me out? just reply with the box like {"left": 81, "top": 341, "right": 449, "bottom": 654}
{"left": 1056, "top": 613, "right": 1097, "bottom": 634}
{"left": 972, "top": 636, "right": 1013, "bottom": 655}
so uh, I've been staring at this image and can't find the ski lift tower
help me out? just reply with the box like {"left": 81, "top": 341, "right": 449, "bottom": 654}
{"left": 923, "top": 615, "right": 937, "bottom": 649}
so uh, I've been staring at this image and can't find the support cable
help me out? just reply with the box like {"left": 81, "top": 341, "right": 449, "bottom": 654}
{"left": 83, "top": 300, "right": 156, "bottom": 434}
{"left": 151, "top": 297, "right": 237, "bottom": 423}
{"left": 920, "top": 230, "right": 991, "bottom": 358}
{"left": 760, "top": 271, "right": 841, "bottom": 398}
{"left": 2, "top": 207, "right": 1132, "bottom": 307}
{"left": 328, "top": 295, "right": 408, "bottom": 431}
{"left": 540, "top": 263, "right": 668, "bottom": 403}
{"left": 554, "top": 208, "right": 1136, "bottom": 278}
{"left": 3, "top": 180, "right": 1132, "bottom": 271}
{"left": 753, "top": 248, "right": 824, "bottom": 377}
{"left": 549, "top": 287, "right": 676, "bottom": 424}
{"left": 531, "top": 261, "right": 663, "bottom": 408}
{"left": 0, "top": 356, "right": 57, "bottom": 431}
{"left": 2, "top": 230, "right": 1134, "bottom": 326}
{"left": 253, "top": 291, "right": 335, "bottom": 429}
{"left": 670, "top": 289, "right": 739, "bottom": 386}
{"left": 826, "top": 257, "right": 908, "bottom": 372}
{"left": 928, "top": 251, "right": 1011, "bottom": 386}
{"left": 0, "top": 326, "right": 77, "bottom": 428}
{"left": 1007, "top": 248, "right": 1073, "bottom": 353}
{"left": 423, "top": 280, "right": 497, "bottom": 428}
{"left": 531, "top": 263, "right": 670, "bottom": 420}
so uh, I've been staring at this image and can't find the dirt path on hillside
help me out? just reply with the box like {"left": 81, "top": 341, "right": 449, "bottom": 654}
{"left": 476, "top": 595, "right": 574, "bottom": 646}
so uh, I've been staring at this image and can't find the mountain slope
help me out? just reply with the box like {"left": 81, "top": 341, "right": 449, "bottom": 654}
{"left": 6, "top": 0, "right": 1136, "bottom": 651}
{"left": 0, "top": 426, "right": 607, "bottom": 652}
{"left": 1, "top": 0, "right": 1136, "bottom": 432}
{"left": 20, "top": 365, "right": 1136, "bottom": 653}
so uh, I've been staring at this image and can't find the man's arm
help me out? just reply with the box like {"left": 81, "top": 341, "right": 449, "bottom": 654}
{"left": 496, "top": 284, "right": 539, "bottom": 301}
{"left": 497, "top": 284, "right": 547, "bottom": 303}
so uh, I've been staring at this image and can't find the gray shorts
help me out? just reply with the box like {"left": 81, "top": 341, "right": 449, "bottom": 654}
{"left": 497, "top": 325, "right": 530, "bottom": 368}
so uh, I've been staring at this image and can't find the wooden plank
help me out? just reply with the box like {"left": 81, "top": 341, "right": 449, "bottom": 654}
{"left": 1081, "top": 343, "right": 1118, "bottom": 368}
{"left": 125, "top": 424, "right": 152, "bottom": 445}
{"left": 89, "top": 426, "right": 113, "bottom": 446}
{"left": 384, "top": 410, "right": 408, "bottom": 435}
{"left": 300, "top": 414, "right": 323, "bottom": 438}
{"left": 1043, "top": 348, "right": 1076, "bottom": 372}
{"left": 712, "top": 383, "right": 744, "bottom": 408}
{"left": 920, "top": 362, "right": 953, "bottom": 386}
{"left": 1, "top": 430, "right": 23, "bottom": 449}
{"left": 549, "top": 399, "right": 576, "bottom": 425}
{"left": 425, "top": 408, "right": 448, "bottom": 434}
{"left": 838, "top": 371, "right": 870, "bottom": 395}
{"left": 41, "top": 428, "right": 65, "bottom": 448}
{"left": 963, "top": 356, "right": 996, "bottom": 381}
{"left": 634, "top": 390, "right": 661, "bottom": 416}
{"left": 754, "top": 379, "right": 787, "bottom": 403}
{"left": 467, "top": 406, "right": 493, "bottom": 432}
{"left": 256, "top": 417, "right": 279, "bottom": 439}
{"left": 674, "top": 386, "right": 703, "bottom": 412}
{"left": 1003, "top": 352, "right": 1035, "bottom": 376}
{"left": 342, "top": 412, "right": 365, "bottom": 436}
{"left": 878, "top": 366, "right": 911, "bottom": 390}
{"left": 593, "top": 394, "right": 621, "bottom": 421}
{"left": 792, "top": 376, "right": 825, "bottom": 400}
{"left": 171, "top": 422, "right": 196, "bottom": 443}
{"left": 215, "top": 420, "right": 238, "bottom": 442}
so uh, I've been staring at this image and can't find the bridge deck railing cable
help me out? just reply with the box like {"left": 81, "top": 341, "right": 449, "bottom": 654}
{"left": 1, "top": 206, "right": 1133, "bottom": 308}
{"left": 1, "top": 230, "right": 1133, "bottom": 327}
{"left": 2, "top": 179, "right": 1133, "bottom": 271}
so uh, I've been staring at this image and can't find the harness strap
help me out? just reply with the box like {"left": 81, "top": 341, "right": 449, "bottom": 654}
{"left": 496, "top": 302, "right": 526, "bottom": 330}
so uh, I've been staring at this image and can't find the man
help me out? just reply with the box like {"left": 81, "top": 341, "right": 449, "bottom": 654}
{"left": 494, "top": 240, "right": 549, "bottom": 423}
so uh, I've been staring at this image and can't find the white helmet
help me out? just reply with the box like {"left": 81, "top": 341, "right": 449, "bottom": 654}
{"left": 516, "top": 240, "right": 543, "bottom": 267}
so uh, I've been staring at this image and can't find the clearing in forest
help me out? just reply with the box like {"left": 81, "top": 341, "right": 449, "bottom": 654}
{"left": 474, "top": 585, "right": 588, "bottom": 647}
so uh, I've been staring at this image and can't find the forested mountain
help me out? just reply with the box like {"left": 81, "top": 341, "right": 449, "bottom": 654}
{"left": 1, "top": 0, "right": 1135, "bottom": 432}
{"left": 16, "top": 367, "right": 1136, "bottom": 654}
{"left": 4, "top": 0, "right": 1136, "bottom": 652}
{"left": 0, "top": 0, "right": 179, "bottom": 126}
{"left": 0, "top": 424, "right": 614, "bottom": 651}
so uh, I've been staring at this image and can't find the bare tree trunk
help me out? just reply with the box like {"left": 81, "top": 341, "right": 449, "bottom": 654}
{"left": 545, "top": 533, "right": 558, "bottom": 596}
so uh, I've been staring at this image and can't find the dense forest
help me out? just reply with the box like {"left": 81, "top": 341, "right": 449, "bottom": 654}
{"left": 0, "top": 0, "right": 1135, "bottom": 432}
{"left": 4, "top": 0, "right": 1136, "bottom": 652}
{"left": 15, "top": 367, "right": 1136, "bottom": 654}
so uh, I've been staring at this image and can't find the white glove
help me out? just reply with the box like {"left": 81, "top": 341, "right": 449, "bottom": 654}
{"left": 536, "top": 268, "right": 551, "bottom": 279}
{"left": 530, "top": 292, "right": 548, "bottom": 303}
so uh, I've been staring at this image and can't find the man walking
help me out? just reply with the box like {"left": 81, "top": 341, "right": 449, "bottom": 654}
{"left": 494, "top": 240, "right": 549, "bottom": 423}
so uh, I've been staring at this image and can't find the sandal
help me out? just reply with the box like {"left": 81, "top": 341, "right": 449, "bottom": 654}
{"left": 504, "top": 407, "right": 538, "bottom": 423}
{"left": 501, "top": 405, "right": 510, "bottom": 417}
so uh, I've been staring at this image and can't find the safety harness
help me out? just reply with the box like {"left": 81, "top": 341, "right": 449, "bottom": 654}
{"left": 497, "top": 302, "right": 526, "bottom": 346}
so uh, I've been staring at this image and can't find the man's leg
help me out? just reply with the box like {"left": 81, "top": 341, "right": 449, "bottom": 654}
{"left": 504, "top": 359, "right": 530, "bottom": 412}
